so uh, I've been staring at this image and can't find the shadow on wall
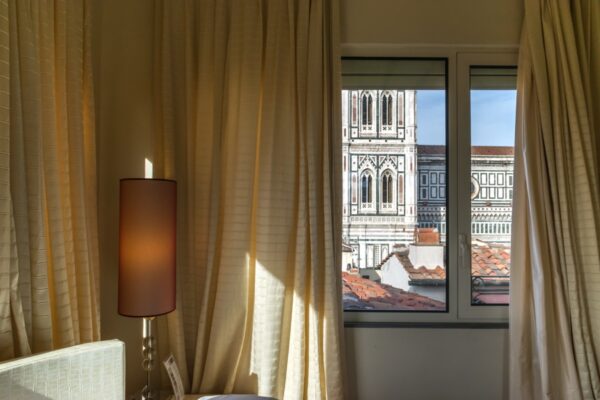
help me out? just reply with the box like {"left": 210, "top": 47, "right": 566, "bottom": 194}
{"left": 343, "top": 329, "right": 359, "bottom": 400}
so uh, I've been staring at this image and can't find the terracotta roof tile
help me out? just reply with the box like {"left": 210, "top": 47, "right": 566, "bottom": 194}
{"left": 471, "top": 243, "right": 511, "bottom": 278}
{"left": 342, "top": 272, "right": 445, "bottom": 311}
{"left": 386, "top": 241, "right": 510, "bottom": 286}
{"left": 395, "top": 254, "right": 446, "bottom": 283}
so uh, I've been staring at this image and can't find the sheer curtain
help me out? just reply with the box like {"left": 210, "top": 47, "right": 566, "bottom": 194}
{"left": 510, "top": 0, "right": 600, "bottom": 398}
{"left": 153, "top": 1, "right": 345, "bottom": 398}
{"left": 0, "top": 0, "right": 100, "bottom": 361}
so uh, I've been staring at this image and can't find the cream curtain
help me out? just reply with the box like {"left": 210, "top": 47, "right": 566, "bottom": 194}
{"left": 153, "top": 1, "right": 345, "bottom": 399}
{"left": 510, "top": 0, "right": 600, "bottom": 398}
{"left": 0, "top": 0, "right": 100, "bottom": 361}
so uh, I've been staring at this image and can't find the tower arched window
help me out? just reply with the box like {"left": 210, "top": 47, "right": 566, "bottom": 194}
{"left": 361, "top": 171, "right": 373, "bottom": 209}
{"left": 361, "top": 93, "right": 373, "bottom": 127}
{"left": 351, "top": 93, "right": 357, "bottom": 124}
{"left": 381, "top": 170, "right": 393, "bottom": 209}
{"left": 381, "top": 92, "right": 393, "bottom": 129}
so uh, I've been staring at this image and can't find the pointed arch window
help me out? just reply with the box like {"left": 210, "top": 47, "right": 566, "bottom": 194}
{"left": 381, "top": 92, "right": 393, "bottom": 129}
{"left": 381, "top": 171, "right": 394, "bottom": 209}
{"left": 361, "top": 93, "right": 373, "bottom": 127}
{"left": 351, "top": 93, "right": 358, "bottom": 125}
{"left": 360, "top": 171, "right": 373, "bottom": 210}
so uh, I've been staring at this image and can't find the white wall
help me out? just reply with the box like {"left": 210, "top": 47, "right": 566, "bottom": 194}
{"left": 340, "top": 1, "right": 522, "bottom": 399}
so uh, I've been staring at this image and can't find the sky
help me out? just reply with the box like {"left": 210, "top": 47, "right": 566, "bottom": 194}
{"left": 416, "top": 90, "right": 517, "bottom": 146}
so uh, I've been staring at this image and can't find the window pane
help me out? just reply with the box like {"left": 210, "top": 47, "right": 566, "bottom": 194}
{"left": 469, "top": 66, "right": 516, "bottom": 306}
{"left": 341, "top": 59, "right": 447, "bottom": 312}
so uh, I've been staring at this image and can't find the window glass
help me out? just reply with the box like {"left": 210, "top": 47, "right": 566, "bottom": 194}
{"left": 341, "top": 59, "right": 447, "bottom": 311}
{"left": 470, "top": 66, "right": 516, "bottom": 306}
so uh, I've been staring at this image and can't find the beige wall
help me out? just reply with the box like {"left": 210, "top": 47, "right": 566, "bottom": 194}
{"left": 340, "top": 1, "right": 521, "bottom": 400}
{"left": 341, "top": 0, "right": 522, "bottom": 46}
{"left": 345, "top": 328, "right": 509, "bottom": 400}
{"left": 93, "top": 0, "right": 522, "bottom": 397}
{"left": 93, "top": 0, "right": 156, "bottom": 394}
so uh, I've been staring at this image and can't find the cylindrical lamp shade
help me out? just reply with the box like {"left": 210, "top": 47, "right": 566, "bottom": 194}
{"left": 119, "top": 179, "right": 176, "bottom": 317}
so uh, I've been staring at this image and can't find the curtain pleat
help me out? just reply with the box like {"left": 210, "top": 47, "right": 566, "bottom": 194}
{"left": 0, "top": 0, "right": 100, "bottom": 361}
{"left": 0, "top": 0, "right": 16, "bottom": 361}
{"left": 154, "top": 1, "right": 345, "bottom": 398}
{"left": 510, "top": 0, "right": 600, "bottom": 398}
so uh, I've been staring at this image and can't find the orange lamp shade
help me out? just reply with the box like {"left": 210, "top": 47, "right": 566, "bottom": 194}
{"left": 119, "top": 179, "right": 176, "bottom": 317}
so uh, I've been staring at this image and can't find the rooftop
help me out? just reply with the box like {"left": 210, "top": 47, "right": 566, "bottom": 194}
{"left": 471, "top": 241, "right": 511, "bottom": 280}
{"left": 417, "top": 145, "right": 514, "bottom": 156}
{"left": 396, "top": 253, "right": 446, "bottom": 284}
{"left": 342, "top": 272, "right": 445, "bottom": 311}
{"left": 380, "top": 240, "right": 510, "bottom": 286}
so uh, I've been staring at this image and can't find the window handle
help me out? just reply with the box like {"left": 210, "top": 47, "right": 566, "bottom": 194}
{"left": 459, "top": 233, "right": 469, "bottom": 270}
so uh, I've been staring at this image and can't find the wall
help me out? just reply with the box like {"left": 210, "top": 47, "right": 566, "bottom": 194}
{"left": 345, "top": 328, "right": 509, "bottom": 400}
{"left": 340, "top": 0, "right": 522, "bottom": 47}
{"left": 93, "top": 0, "right": 156, "bottom": 394}
{"left": 92, "top": 0, "right": 523, "bottom": 397}
{"left": 340, "top": 1, "right": 522, "bottom": 399}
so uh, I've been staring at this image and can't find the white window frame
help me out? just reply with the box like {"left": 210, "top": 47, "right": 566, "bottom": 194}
{"left": 457, "top": 52, "right": 517, "bottom": 321}
{"left": 341, "top": 47, "right": 517, "bottom": 325}
{"left": 342, "top": 53, "right": 457, "bottom": 324}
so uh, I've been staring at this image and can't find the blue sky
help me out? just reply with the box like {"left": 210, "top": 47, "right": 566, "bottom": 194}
{"left": 416, "top": 90, "right": 517, "bottom": 146}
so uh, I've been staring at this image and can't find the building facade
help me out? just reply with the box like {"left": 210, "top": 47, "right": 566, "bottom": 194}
{"left": 342, "top": 89, "right": 418, "bottom": 269}
{"left": 342, "top": 89, "right": 514, "bottom": 269}
{"left": 417, "top": 145, "right": 514, "bottom": 245}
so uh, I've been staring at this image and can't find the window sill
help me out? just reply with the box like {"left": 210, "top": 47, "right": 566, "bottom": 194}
{"left": 344, "top": 321, "right": 508, "bottom": 329}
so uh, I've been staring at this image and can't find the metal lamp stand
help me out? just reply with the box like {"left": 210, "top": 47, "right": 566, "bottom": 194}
{"left": 141, "top": 317, "right": 156, "bottom": 400}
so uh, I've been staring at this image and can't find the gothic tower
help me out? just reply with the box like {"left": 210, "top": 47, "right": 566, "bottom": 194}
{"left": 342, "top": 90, "right": 418, "bottom": 269}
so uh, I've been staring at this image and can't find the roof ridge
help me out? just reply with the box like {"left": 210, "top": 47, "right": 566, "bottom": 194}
{"left": 375, "top": 252, "right": 396, "bottom": 269}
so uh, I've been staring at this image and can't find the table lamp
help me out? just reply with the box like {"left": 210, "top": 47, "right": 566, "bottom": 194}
{"left": 119, "top": 178, "right": 176, "bottom": 400}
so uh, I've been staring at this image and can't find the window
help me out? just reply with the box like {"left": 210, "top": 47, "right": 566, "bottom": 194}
{"left": 455, "top": 53, "right": 517, "bottom": 322}
{"left": 381, "top": 170, "right": 393, "bottom": 207}
{"left": 341, "top": 58, "right": 447, "bottom": 313}
{"left": 341, "top": 54, "right": 516, "bottom": 323}
{"left": 351, "top": 93, "right": 358, "bottom": 125}
{"left": 381, "top": 92, "right": 394, "bottom": 129}
{"left": 360, "top": 171, "right": 374, "bottom": 210}
{"left": 469, "top": 66, "right": 516, "bottom": 307}
{"left": 361, "top": 92, "right": 373, "bottom": 127}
